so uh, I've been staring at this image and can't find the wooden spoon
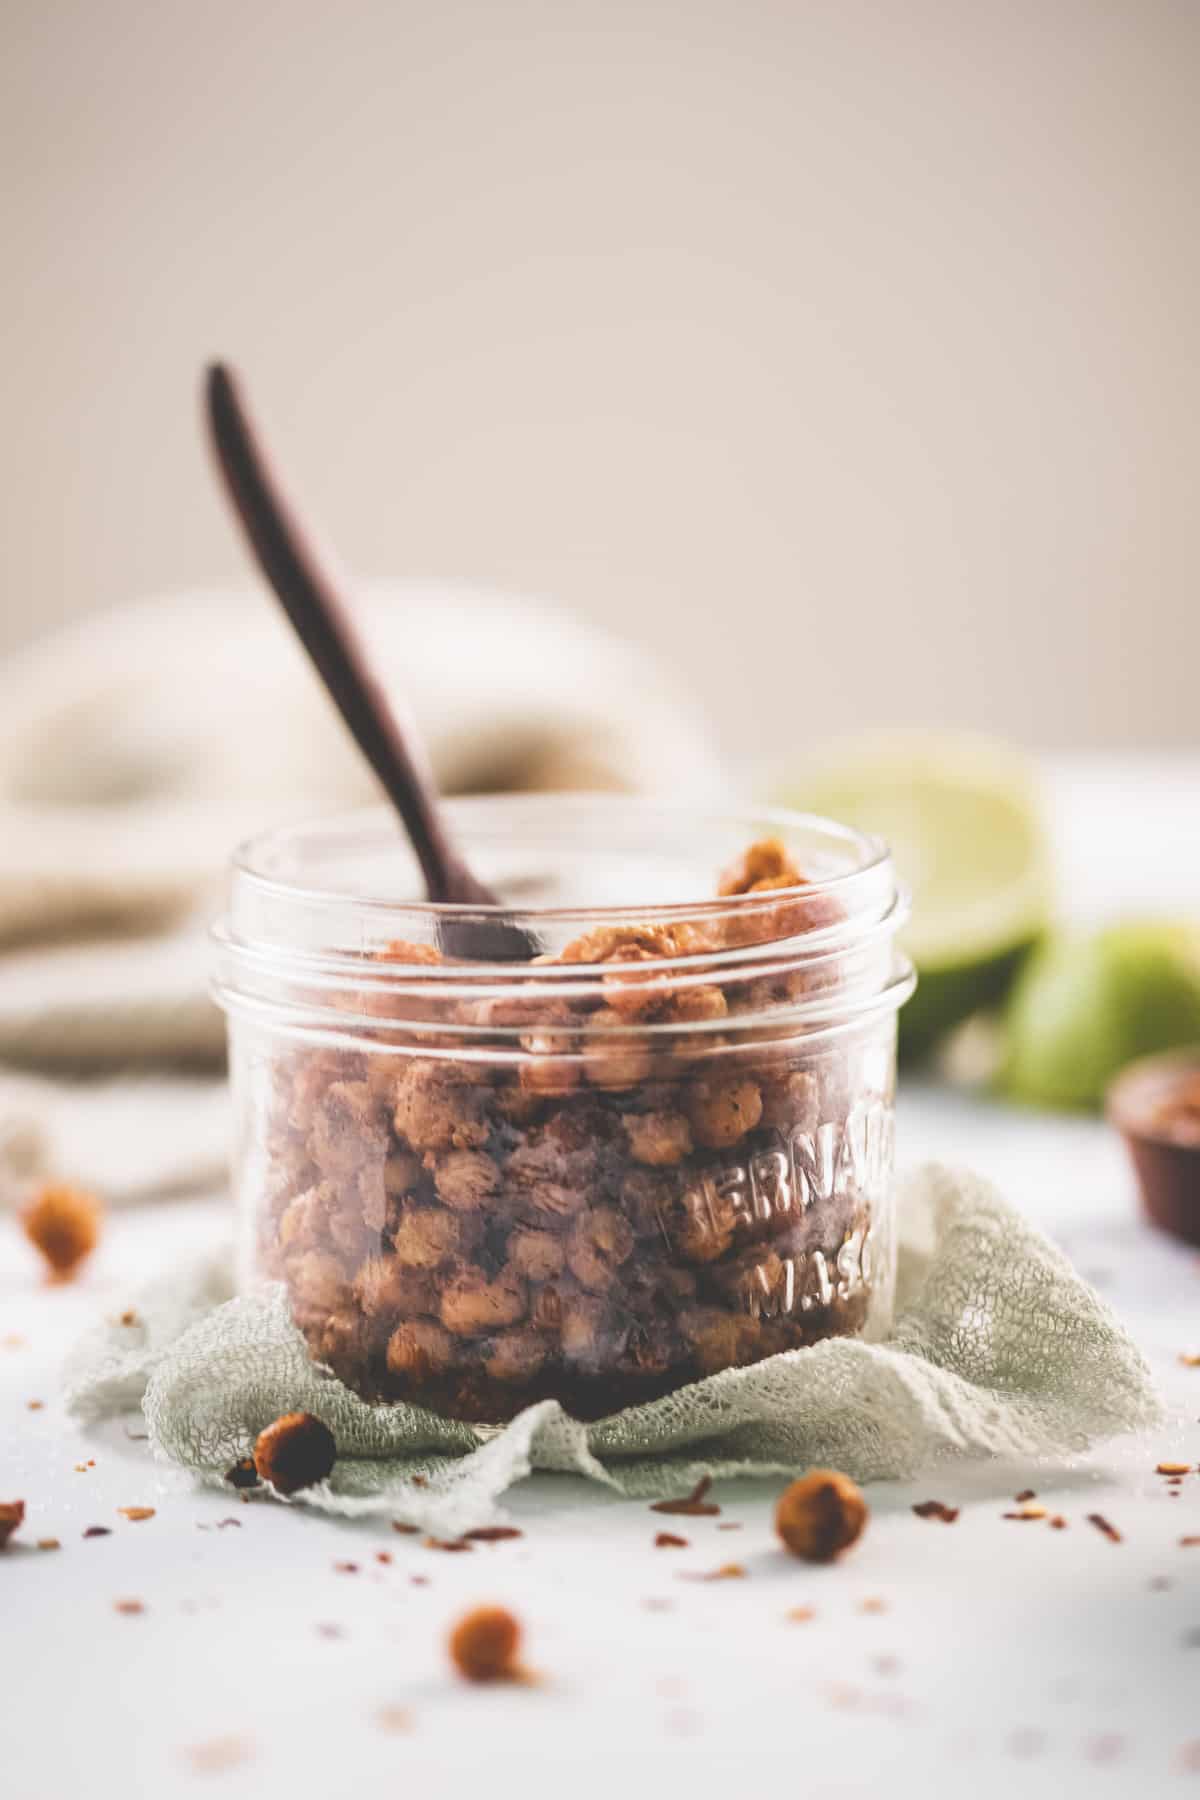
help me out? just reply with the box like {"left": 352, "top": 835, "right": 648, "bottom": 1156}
{"left": 204, "top": 361, "right": 534, "bottom": 960}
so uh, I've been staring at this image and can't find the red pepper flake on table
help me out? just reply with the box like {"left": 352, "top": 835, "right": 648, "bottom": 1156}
{"left": 1086, "top": 1513, "right": 1122, "bottom": 1543}
{"left": 183, "top": 1736, "right": 254, "bottom": 1775}
{"left": 650, "top": 1476, "right": 720, "bottom": 1518}
{"left": 654, "top": 1532, "right": 689, "bottom": 1549}
{"left": 373, "top": 1705, "right": 413, "bottom": 1734}
{"left": 117, "top": 1506, "right": 156, "bottom": 1522}
{"left": 912, "top": 1500, "right": 959, "bottom": 1523}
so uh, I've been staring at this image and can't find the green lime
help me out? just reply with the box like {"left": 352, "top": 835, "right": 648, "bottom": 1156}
{"left": 1001, "top": 921, "right": 1200, "bottom": 1109}
{"left": 767, "top": 732, "right": 1053, "bottom": 1058}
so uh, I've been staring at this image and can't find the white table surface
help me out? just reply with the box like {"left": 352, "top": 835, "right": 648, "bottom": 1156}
{"left": 3, "top": 754, "right": 1199, "bottom": 1799}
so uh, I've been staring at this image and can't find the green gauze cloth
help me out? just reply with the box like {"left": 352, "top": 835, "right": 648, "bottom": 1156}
{"left": 63, "top": 1163, "right": 1160, "bottom": 1537}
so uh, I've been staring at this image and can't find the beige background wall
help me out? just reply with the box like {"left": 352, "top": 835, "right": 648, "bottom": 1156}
{"left": 3, "top": 0, "right": 1196, "bottom": 756}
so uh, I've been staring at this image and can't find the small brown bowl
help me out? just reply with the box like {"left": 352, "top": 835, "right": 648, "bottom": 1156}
{"left": 1108, "top": 1048, "right": 1200, "bottom": 1247}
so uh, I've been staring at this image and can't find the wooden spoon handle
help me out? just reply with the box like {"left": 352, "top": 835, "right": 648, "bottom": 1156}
{"left": 204, "top": 362, "right": 495, "bottom": 907}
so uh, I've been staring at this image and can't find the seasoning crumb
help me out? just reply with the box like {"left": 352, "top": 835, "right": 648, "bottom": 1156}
{"left": 183, "top": 1736, "right": 254, "bottom": 1775}
{"left": 1086, "top": 1513, "right": 1122, "bottom": 1543}
{"left": 27, "top": 1400, "right": 44, "bottom": 1411}
{"left": 411, "top": 1475, "right": 428, "bottom": 1489}
{"left": 376, "top": 1551, "right": 392, "bottom": 1565}
{"left": 334, "top": 1561, "right": 359, "bottom": 1573}
{"left": 392, "top": 1521, "right": 419, "bottom": 1535}
{"left": 716, "top": 1522, "right": 743, "bottom": 1532}
{"left": 1180, "top": 1354, "right": 1200, "bottom": 1367}
{"left": 1180, "top": 1535, "right": 1200, "bottom": 1547}
{"left": 73, "top": 1463, "right": 89, "bottom": 1473}
{"left": 654, "top": 1532, "right": 689, "bottom": 1549}
{"left": 680, "top": 1562, "right": 745, "bottom": 1582}
{"left": 410, "top": 1575, "right": 430, "bottom": 1587}
{"left": 423, "top": 1536, "right": 472, "bottom": 1553}
{"left": 37, "top": 1537, "right": 61, "bottom": 1551}
{"left": 1003, "top": 1505, "right": 1048, "bottom": 1520}
{"left": 374, "top": 1705, "right": 413, "bottom": 1733}
{"left": 912, "top": 1500, "right": 958, "bottom": 1523}
{"left": 462, "top": 1526, "right": 524, "bottom": 1544}
{"left": 118, "top": 1507, "right": 156, "bottom": 1522}
{"left": 1014, "top": 1489, "right": 1037, "bottom": 1502}
{"left": 663, "top": 1707, "right": 702, "bottom": 1736}
{"left": 3, "top": 1333, "right": 27, "bottom": 1349}
{"left": 0, "top": 1501, "right": 26, "bottom": 1550}
{"left": 776, "top": 1471, "right": 867, "bottom": 1563}
{"left": 83, "top": 1526, "right": 111, "bottom": 1539}
{"left": 1083, "top": 1732, "right": 1125, "bottom": 1765}
{"left": 448, "top": 1606, "right": 524, "bottom": 1683}
{"left": 650, "top": 1476, "right": 720, "bottom": 1518}
{"left": 119, "top": 1309, "right": 138, "bottom": 1327}
{"left": 1049, "top": 1515, "right": 1067, "bottom": 1529}
{"left": 872, "top": 1654, "right": 902, "bottom": 1677}
{"left": 786, "top": 1605, "right": 815, "bottom": 1623}
{"left": 253, "top": 1411, "right": 336, "bottom": 1495}
{"left": 316, "top": 1623, "right": 344, "bottom": 1639}
{"left": 860, "top": 1596, "right": 888, "bottom": 1614}
{"left": 1156, "top": 1461, "right": 1191, "bottom": 1475}
{"left": 215, "top": 1518, "right": 241, "bottom": 1530}
{"left": 21, "top": 1182, "right": 102, "bottom": 1280}
{"left": 114, "top": 1599, "right": 145, "bottom": 1615}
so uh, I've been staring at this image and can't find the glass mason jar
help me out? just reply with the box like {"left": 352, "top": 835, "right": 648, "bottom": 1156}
{"left": 212, "top": 797, "right": 914, "bottom": 1425}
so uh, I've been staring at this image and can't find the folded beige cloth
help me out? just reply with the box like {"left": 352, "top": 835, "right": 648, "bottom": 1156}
{"left": 0, "top": 584, "right": 722, "bottom": 1060}
{"left": 0, "top": 584, "right": 721, "bottom": 1201}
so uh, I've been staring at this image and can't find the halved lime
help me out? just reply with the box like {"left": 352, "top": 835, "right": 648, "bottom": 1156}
{"left": 766, "top": 731, "right": 1053, "bottom": 1058}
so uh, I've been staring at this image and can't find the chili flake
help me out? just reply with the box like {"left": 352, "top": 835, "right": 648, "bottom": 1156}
{"left": 912, "top": 1500, "right": 959, "bottom": 1523}
{"left": 650, "top": 1476, "right": 720, "bottom": 1518}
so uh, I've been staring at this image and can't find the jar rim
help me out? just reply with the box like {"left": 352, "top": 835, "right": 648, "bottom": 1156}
{"left": 214, "top": 795, "right": 912, "bottom": 1043}
{"left": 230, "top": 794, "right": 889, "bottom": 932}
